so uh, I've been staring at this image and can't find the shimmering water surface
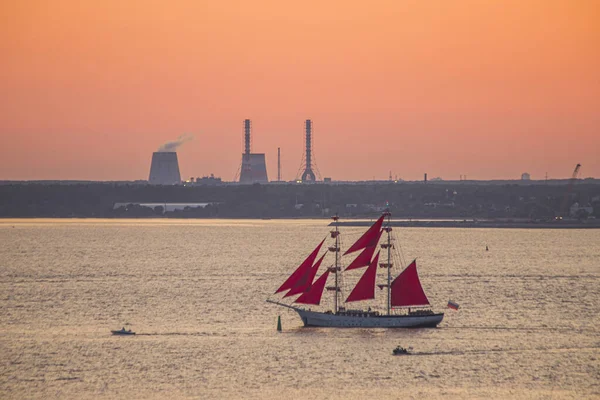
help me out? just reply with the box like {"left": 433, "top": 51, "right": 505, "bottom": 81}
{"left": 1, "top": 219, "right": 598, "bottom": 399}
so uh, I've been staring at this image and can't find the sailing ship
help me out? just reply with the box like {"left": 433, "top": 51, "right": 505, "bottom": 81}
{"left": 266, "top": 212, "right": 444, "bottom": 328}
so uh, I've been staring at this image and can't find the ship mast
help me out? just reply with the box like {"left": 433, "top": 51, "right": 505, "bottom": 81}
{"left": 377, "top": 211, "right": 393, "bottom": 315}
{"left": 329, "top": 214, "right": 341, "bottom": 313}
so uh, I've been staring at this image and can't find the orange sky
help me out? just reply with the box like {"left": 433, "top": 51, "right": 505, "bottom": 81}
{"left": 1, "top": 0, "right": 599, "bottom": 181}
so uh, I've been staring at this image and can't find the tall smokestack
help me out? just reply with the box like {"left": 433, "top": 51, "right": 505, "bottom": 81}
{"left": 238, "top": 118, "right": 268, "bottom": 184}
{"left": 244, "top": 119, "right": 251, "bottom": 155}
{"left": 300, "top": 119, "right": 316, "bottom": 182}
{"left": 149, "top": 152, "right": 181, "bottom": 185}
{"left": 277, "top": 147, "right": 281, "bottom": 181}
{"left": 305, "top": 120, "right": 311, "bottom": 172}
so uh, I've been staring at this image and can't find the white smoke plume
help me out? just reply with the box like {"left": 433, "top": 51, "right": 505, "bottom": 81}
{"left": 158, "top": 134, "right": 194, "bottom": 152}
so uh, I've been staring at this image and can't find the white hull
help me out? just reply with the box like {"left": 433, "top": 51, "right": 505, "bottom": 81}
{"left": 295, "top": 309, "right": 444, "bottom": 328}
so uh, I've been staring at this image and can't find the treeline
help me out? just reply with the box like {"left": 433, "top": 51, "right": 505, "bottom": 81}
{"left": 0, "top": 182, "right": 599, "bottom": 219}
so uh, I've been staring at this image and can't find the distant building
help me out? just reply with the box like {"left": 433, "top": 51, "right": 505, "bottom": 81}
{"left": 521, "top": 172, "right": 531, "bottom": 180}
{"left": 195, "top": 174, "right": 222, "bottom": 185}
{"left": 113, "top": 202, "right": 212, "bottom": 213}
{"left": 364, "top": 204, "right": 387, "bottom": 212}
{"left": 569, "top": 202, "right": 593, "bottom": 217}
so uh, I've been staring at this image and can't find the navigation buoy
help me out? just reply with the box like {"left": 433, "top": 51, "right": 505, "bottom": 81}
{"left": 277, "top": 315, "right": 282, "bottom": 332}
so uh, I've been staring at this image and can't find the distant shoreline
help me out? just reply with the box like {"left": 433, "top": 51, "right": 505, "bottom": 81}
{"left": 331, "top": 220, "right": 600, "bottom": 229}
{"left": 1, "top": 216, "right": 598, "bottom": 229}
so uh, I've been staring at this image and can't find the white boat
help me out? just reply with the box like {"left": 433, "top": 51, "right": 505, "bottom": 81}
{"left": 393, "top": 346, "right": 409, "bottom": 355}
{"left": 111, "top": 327, "right": 135, "bottom": 335}
{"left": 267, "top": 212, "right": 444, "bottom": 328}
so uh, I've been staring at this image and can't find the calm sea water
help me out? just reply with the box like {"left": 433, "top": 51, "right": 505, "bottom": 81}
{"left": 0, "top": 219, "right": 598, "bottom": 399}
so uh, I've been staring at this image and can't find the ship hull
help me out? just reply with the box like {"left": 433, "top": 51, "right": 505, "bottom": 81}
{"left": 295, "top": 309, "right": 444, "bottom": 328}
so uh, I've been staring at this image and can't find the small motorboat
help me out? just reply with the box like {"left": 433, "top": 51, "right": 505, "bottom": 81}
{"left": 393, "top": 346, "right": 409, "bottom": 355}
{"left": 111, "top": 327, "right": 135, "bottom": 335}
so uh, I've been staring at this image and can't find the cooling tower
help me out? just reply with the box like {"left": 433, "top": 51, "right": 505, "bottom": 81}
{"left": 148, "top": 152, "right": 181, "bottom": 185}
{"left": 239, "top": 153, "right": 268, "bottom": 184}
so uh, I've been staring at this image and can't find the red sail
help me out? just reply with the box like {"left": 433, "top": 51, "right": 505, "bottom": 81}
{"left": 275, "top": 238, "right": 325, "bottom": 294}
{"left": 345, "top": 252, "right": 380, "bottom": 303}
{"left": 343, "top": 215, "right": 385, "bottom": 255}
{"left": 390, "top": 260, "right": 431, "bottom": 307}
{"left": 295, "top": 270, "right": 330, "bottom": 305}
{"left": 345, "top": 230, "right": 383, "bottom": 270}
{"left": 284, "top": 253, "right": 326, "bottom": 297}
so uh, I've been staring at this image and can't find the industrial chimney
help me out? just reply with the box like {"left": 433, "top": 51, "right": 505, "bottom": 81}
{"left": 149, "top": 152, "right": 181, "bottom": 185}
{"left": 299, "top": 119, "right": 317, "bottom": 182}
{"left": 238, "top": 119, "right": 268, "bottom": 184}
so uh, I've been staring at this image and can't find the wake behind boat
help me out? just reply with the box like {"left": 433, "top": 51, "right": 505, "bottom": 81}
{"left": 267, "top": 211, "right": 444, "bottom": 328}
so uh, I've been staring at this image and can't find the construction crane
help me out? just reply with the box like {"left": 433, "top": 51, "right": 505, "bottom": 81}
{"left": 557, "top": 163, "right": 582, "bottom": 219}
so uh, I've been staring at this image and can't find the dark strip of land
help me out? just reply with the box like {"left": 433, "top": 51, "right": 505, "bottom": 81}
{"left": 0, "top": 182, "right": 598, "bottom": 223}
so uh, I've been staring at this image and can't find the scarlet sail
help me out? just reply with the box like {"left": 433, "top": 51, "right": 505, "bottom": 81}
{"left": 275, "top": 238, "right": 325, "bottom": 294}
{"left": 345, "top": 230, "right": 382, "bottom": 271}
{"left": 284, "top": 253, "right": 326, "bottom": 297}
{"left": 346, "top": 252, "right": 380, "bottom": 302}
{"left": 343, "top": 215, "right": 384, "bottom": 255}
{"left": 295, "top": 270, "right": 330, "bottom": 305}
{"left": 390, "top": 260, "right": 430, "bottom": 307}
